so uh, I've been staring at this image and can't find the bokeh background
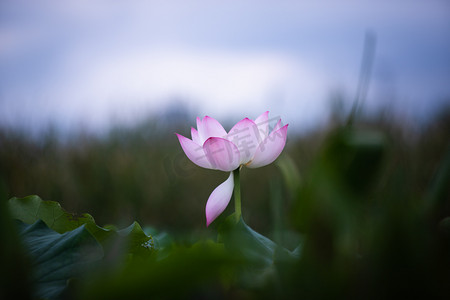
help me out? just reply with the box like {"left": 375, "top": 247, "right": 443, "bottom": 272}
{"left": 1, "top": 0, "right": 449, "bottom": 235}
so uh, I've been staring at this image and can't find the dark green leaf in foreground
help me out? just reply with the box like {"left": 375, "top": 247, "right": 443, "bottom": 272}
{"left": 9, "top": 195, "right": 111, "bottom": 242}
{"left": 219, "top": 214, "right": 299, "bottom": 266}
{"left": 8, "top": 195, "right": 154, "bottom": 256}
{"left": 117, "top": 222, "right": 155, "bottom": 257}
{"left": 219, "top": 215, "right": 275, "bottom": 267}
{"left": 17, "top": 220, "right": 103, "bottom": 300}
{"left": 218, "top": 214, "right": 300, "bottom": 288}
{"left": 0, "top": 194, "right": 33, "bottom": 300}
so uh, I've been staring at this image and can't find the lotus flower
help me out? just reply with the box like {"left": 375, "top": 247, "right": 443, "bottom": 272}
{"left": 176, "top": 111, "right": 288, "bottom": 226}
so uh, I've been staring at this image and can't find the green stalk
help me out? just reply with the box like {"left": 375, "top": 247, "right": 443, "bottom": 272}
{"left": 233, "top": 168, "right": 241, "bottom": 222}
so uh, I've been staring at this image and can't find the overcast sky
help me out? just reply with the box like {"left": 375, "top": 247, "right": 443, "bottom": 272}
{"left": 1, "top": 0, "right": 449, "bottom": 134}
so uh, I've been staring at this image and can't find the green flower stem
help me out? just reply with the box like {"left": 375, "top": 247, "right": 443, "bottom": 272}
{"left": 233, "top": 168, "right": 241, "bottom": 222}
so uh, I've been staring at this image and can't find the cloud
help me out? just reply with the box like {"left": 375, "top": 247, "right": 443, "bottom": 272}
{"left": 0, "top": 0, "right": 449, "bottom": 133}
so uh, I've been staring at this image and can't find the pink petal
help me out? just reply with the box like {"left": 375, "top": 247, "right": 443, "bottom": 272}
{"left": 227, "top": 118, "right": 260, "bottom": 164}
{"left": 254, "top": 111, "right": 270, "bottom": 141}
{"left": 206, "top": 172, "right": 234, "bottom": 227}
{"left": 247, "top": 124, "right": 288, "bottom": 169}
{"left": 191, "top": 127, "right": 201, "bottom": 145}
{"left": 196, "top": 116, "right": 202, "bottom": 130}
{"left": 203, "top": 137, "right": 240, "bottom": 171}
{"left": 176, "top": 133, "right": 214, "bottom": 169}
{"left": 272, "top": 119, "right": 282, "bottom": 132}
{"left": 197, "top": 116, "right": 227, "bottom": 145}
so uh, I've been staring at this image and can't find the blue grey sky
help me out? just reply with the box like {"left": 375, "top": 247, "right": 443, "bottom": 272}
{"left": 0, "top": 0, "right": 449, "bottom": 133}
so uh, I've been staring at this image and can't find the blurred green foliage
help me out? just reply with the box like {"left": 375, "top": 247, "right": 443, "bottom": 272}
{"left": 1, "top": 106, "right": 450, "bottom": 298}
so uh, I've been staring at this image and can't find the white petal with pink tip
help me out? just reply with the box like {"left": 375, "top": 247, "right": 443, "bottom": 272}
{"left": 203, "top": 137, "right": 240, "bottom": 171}
{"left": 191, "top": 128, "right": 201, "bottom": 145}
{"left": 227, "top": 118, "right": 260, "bottom": 164}
{"left": 247, "top": 124, "right": 288, "bottom": 169}
{"left": 254, "top": 111, "right": 270, "bottom": 142}
{"left": 197, "top": 116, "right": 227, "bottom": 145}
{"left": 176, "top": 134, "right": 213, "bottom": 169}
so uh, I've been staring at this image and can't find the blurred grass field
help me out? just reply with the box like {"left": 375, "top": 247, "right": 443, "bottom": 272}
{"left": 1, "top": 104, "right": 448, "bottom": 234}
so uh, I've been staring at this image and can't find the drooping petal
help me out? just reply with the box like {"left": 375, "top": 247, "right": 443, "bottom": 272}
{"left": 175, "top": 133, "right": 214, "bottom": 169}
{"left": 206, "top": 172, "right": 234, "bottom": 227}
{"left": 191, "top": 127, "right": 201, "bottom": 145}
{"left": 197, "top": 116, "right": 227, "bottom": 145}
{"left": 247, "top": 124, "right": 288, "bottom": 169}
{"left": 203, "top": 137, "right": 240, "bottom": 171}
{"left": 227, "top": 118, "right": 260, "bottom": 164}
{"left": 254, "top": 111, "right": 270, "bottom": 141}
